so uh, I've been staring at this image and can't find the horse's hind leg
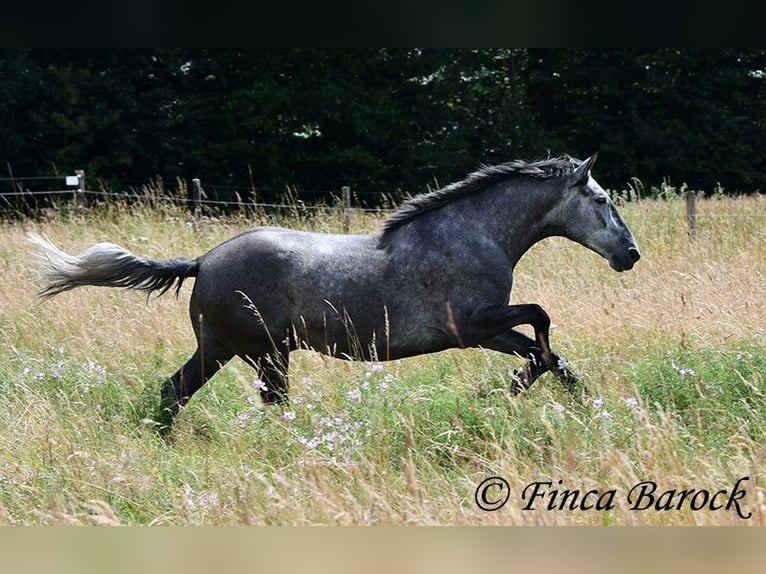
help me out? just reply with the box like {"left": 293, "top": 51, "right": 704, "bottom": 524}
{"left": 241, "top": 344, "right": 290, "bottom": 405}
{"left": 259, "top": 360, "right": 289, "bottom": 405}
{"left": 159, "top": 347, "right": 231, "bottom": 428}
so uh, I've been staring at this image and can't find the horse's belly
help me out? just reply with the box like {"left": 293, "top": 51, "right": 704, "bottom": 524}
{"left": 289, "top": 301, "right": 450, "bottom": 361}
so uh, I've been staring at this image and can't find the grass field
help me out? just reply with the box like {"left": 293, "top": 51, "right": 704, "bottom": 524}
{"left": 1, "top": 192, "right": 765, "bottom": 525}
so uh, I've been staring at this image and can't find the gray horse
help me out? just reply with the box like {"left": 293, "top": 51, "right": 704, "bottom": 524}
{"left": 29, "top": 154, "right": 640, "bottom": 427}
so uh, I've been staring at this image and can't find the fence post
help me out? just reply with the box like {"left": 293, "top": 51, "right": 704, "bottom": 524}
{"left": 75, "top": 169, "right": 86, "bottom": 208}
{"left": 190, "top": 178, "right": 202, "bottom": 218}
{"left": 342, "top": 185, "right": 351, "bottom": 233}
{"left": 686, "top": 190, "right": 696, "bottom": 239}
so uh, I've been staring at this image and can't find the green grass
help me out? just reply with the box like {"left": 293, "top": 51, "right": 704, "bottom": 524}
{"left": 1, "top": 194, "right": 765, "bottom": 524}
{"left": 2, "top": 337, "right": 763, "bottom": 524}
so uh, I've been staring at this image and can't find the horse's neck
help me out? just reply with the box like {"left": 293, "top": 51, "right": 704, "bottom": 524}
{"left": 459, "top": 179, "right": 563, "bottom": 266}
{"left": 381, "top": 179, "right": 563, "bottom": 267}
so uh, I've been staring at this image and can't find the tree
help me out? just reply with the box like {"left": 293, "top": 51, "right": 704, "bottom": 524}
{"left": 525, "top": 49, "right": 766, "bottom": 192}
{"left": 2, "top": 49, "right": 765, "bottom": 202}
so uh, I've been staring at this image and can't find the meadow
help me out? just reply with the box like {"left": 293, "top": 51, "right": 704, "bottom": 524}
{"left": 0, "top": 189, "right": 764, "bottom": 525}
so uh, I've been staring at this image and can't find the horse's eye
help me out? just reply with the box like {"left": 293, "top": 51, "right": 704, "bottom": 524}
{"left": 594, "top": 196, "right": 608, "bottom": 205}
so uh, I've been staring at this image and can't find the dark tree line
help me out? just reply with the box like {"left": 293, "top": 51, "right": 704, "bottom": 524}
{"left": 1, "top": 49, "right": 765, "bottom": 203}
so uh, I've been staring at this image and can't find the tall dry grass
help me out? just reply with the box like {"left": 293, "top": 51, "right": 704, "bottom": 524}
{"left": 0, "top": 194, "right": 764, "bottom": 525}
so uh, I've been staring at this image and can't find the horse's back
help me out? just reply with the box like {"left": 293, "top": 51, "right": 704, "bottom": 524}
{"left": 190, "top": 227, "right": 390, "bottom": 354}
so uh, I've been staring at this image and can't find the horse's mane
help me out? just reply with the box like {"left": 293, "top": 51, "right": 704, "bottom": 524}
{"left": 381, "top": 156, "right": 578, "bottom": 234}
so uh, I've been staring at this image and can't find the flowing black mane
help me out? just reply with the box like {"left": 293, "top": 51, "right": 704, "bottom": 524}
{"left": 382, "top": 156, "right": 578, "bottom": 234}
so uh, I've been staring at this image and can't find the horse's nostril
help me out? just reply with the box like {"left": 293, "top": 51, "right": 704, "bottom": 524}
{"left": 629, "top": 247, "right": 641, "bottom": 263}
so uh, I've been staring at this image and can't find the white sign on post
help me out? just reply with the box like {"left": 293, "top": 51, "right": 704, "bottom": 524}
{"left": 65, "top": 175, "right": 79, "bottom": 186}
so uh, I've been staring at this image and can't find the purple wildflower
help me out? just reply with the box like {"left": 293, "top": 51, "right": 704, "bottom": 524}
{"left": 592, "top": 397, "right": 604, "bottom": 410}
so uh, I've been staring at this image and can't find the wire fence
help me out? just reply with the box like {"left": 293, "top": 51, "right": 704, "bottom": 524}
{"left": 0, "top": 187, "right": 395, "bottom": 213}
{"left": 2, "top": 172, "right": 764, "bottom": 237}
{"left": 0, "top": 172, "right": 399, "bottom": 217}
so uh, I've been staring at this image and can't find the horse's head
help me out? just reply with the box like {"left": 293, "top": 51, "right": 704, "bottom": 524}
{"left": 558, "top": 154, "right": 641, "bottom": 272}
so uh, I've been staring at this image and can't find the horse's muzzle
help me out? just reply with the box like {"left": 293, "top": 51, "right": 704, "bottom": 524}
{"left": 610, "top": 245, "right": 641, "bottom": 272}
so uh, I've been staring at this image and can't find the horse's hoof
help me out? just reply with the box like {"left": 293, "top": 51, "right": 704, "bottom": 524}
{"left": 558, "top": 368, "right": 585, "bottom": 395}
{"left": 509, "top": 368, "right": 529, "bottom": 395}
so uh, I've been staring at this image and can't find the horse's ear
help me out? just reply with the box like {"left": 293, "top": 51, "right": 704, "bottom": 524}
{"left": 571, "top": 153, "right": 598, "bottom": 186}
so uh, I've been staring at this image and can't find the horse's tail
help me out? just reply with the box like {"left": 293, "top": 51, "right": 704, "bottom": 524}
{"left": 28, "top": 233, "right": 199, "bottom": 300}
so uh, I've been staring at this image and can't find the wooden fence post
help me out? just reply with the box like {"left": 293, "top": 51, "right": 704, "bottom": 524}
{"left": 190, "top": 178, "right": 202, "bottom": 218}
{"left": 686, "top": 190, "right": 696, "bottom": 239}
{"left": 75, "top": 169, "right": 86, "bottom": 208}
{"left": 342, "top": 185, "right": 351, "bottom": 233}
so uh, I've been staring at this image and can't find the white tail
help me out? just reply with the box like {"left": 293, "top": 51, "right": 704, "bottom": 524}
{"left": 28, "top": 233, "right": 198, "bottom": 300}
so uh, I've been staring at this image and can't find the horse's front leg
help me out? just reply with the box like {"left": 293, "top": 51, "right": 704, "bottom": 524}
{"left": 481, "top": 330, "right": 551, "bottom": 393}
{"left": 468, "top": 304, "right": 580, "bottom": 394}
